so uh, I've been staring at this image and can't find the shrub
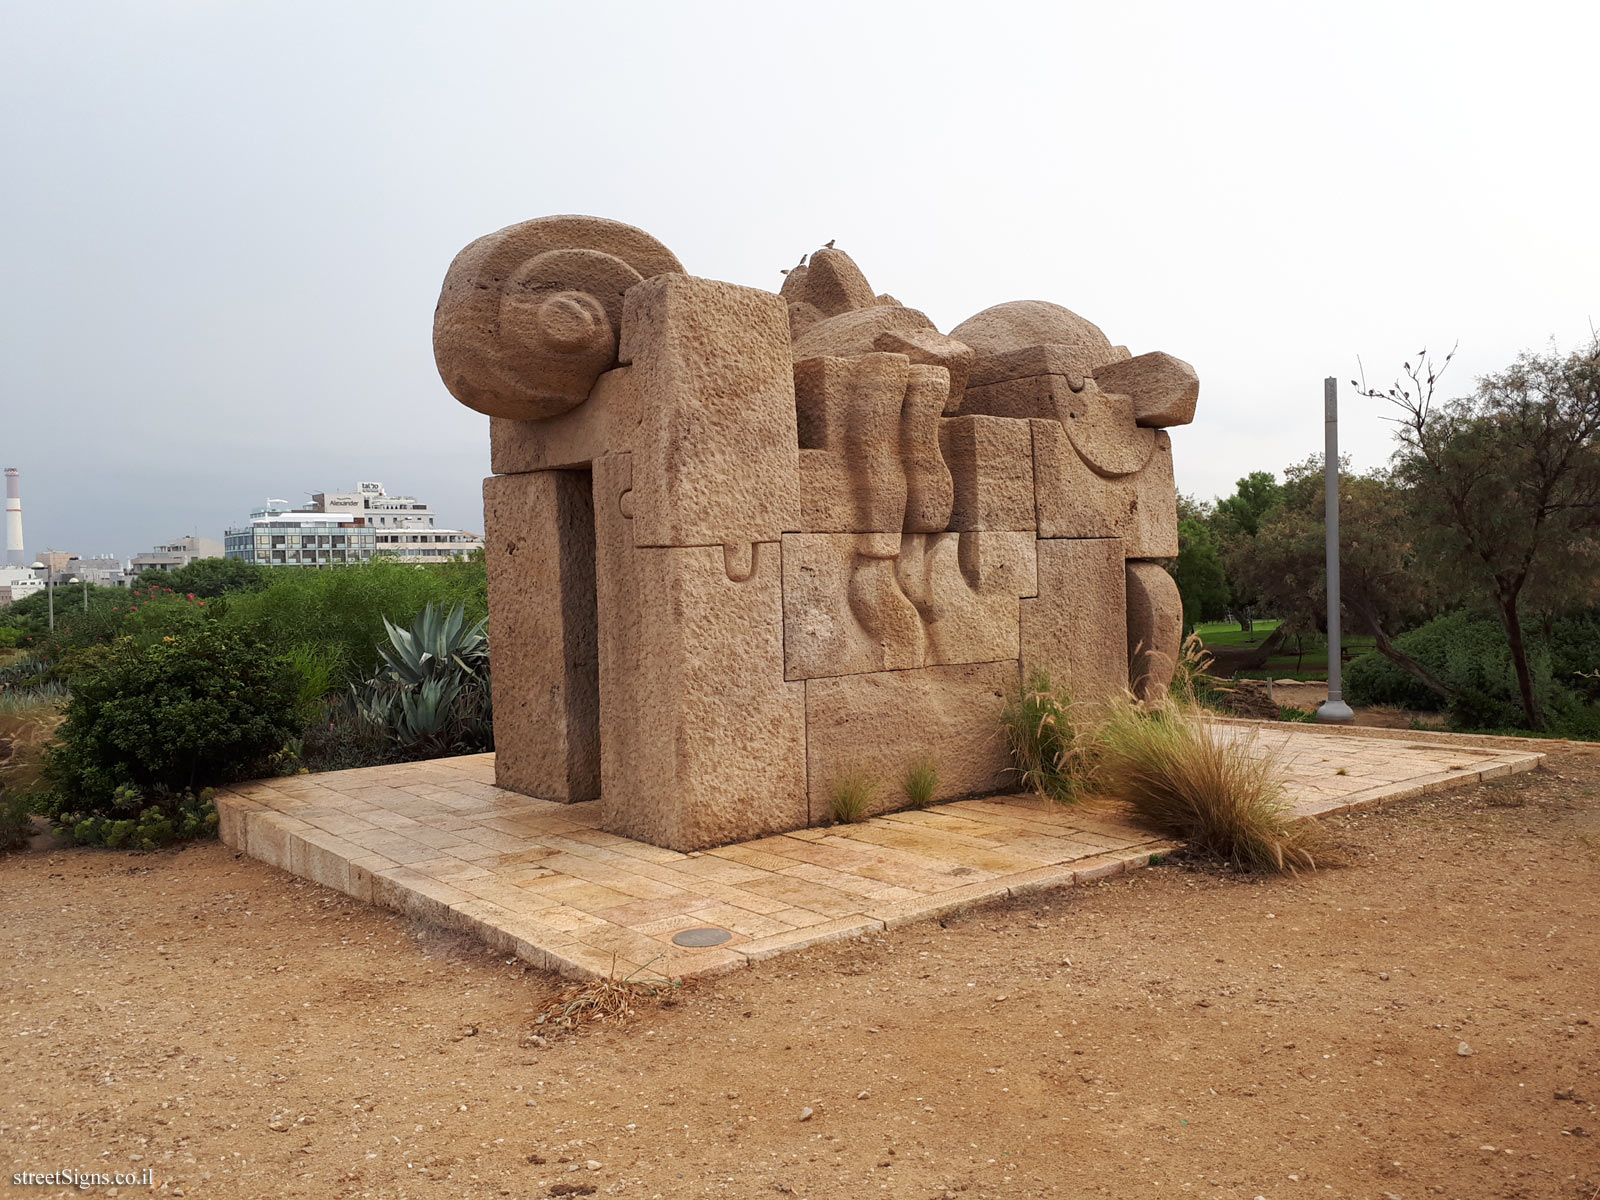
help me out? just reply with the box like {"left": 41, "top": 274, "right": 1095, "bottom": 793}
{"left": 38, "top": 625, "right": 300, "bottom": 845}
{"left": 1345, "top": 611, "right": 1552, "bottom": 729}
{"left": 59, "top": 787, "right": 219, "bottom": 851}
{"left": 901, "top": 758, "right": 939, "bottom": 808}
{"left": 0, "top": 788, "right": 32, "bottom": 854}
{"left": 826, "top": 767, "right": 879, "bottom": 824}
{"left": 135, "top": 557, "right": 269, "bottom": 599}
{"left": 0, "top": 626, "right": 22, "bottom": 649}
{"left": 1001, "top": 670, "right": 1094, "bottom": 802}
{"left": 1096, "top": 701, "right": 1321, "bottom": 873}
{"left": 297, "top": 695, "right": 399, "bottom": 773}
{"left": 221, "top": 559, "right": 487, "bottom": 685}
{"left": 354, "top": 602, "right": 492, "bottom": 757}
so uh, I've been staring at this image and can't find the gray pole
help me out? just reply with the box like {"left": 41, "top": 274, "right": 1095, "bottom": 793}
{"left": 46, "top": 577, "right": 54, "bottom": 633}
{"left": 1316, "top": 376, "right": 1353, "bottom": 723}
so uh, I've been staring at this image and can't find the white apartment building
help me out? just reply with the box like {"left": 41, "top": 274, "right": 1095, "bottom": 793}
{"left": 224, "top": 483, "right": 480, "bottom": 569}
{"left": 224, "top": 503, "right": 378, "bottom": 568}
{"left": 0, "top": 565, "right": 44, "bottom": 607}
{"left": 310, "top": 483, "right": 483, "bottom": 563}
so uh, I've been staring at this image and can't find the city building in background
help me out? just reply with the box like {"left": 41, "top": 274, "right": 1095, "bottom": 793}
{"left": 127, "top": 535, "right": 224, "bottom": 580}
{"left": 73, "top": 555, "right": 129, "bottom": 587}
{"left": 311, "top": 482, "right": 483, "bottom": 562}
{"left": 224, "top": 502, "right": 378, "bottom": 568}
{"left": 0, "top": 565, "right": 43, "bottom": 606}
{"left": 226, "top": 482, "right": 480, "bottom": 568}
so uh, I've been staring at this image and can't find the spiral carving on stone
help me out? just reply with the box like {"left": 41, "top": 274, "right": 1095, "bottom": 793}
{"left": 433, "top": 215, "right": 684, "bottom": 421}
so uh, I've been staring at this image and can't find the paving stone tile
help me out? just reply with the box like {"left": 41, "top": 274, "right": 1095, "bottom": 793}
{"left": 733, "top": 916, "right": 885, "bottom": 962}
{"left": 864, "top": 880, "right": 1014, "bottom": 929}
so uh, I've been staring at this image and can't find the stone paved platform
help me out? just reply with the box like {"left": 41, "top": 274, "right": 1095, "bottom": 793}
{"left": 216, "top": 725, "right": 1542, "bottom": 981}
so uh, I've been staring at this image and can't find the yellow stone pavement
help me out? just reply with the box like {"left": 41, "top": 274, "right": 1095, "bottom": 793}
{"left": 216, "top": 724, "right": 1541, "bottom": 981}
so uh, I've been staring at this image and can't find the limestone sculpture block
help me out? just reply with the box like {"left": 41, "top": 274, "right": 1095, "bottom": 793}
{"left": 435, "top": 216, "right": 1199, "bottom": 850}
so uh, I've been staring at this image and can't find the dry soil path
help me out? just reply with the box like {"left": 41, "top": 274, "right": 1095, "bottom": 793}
{"left": 3, "top": 749, "right": 1597, "bottom": 1200}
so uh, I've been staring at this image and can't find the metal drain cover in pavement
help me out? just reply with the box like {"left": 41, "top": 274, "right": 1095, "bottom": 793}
{"left": 672, "top": 926, "right": 733, "bottom": 948}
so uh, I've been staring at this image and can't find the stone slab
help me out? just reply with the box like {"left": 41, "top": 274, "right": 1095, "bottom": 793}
{"left": 216, "top": 727, "right": 1542, "bottom": 983}
{"left": 1021, "top": 537, "right": 1129, "bottom": 704}
{"left": 483, "top": 468, "right": 600, "bottom": 802}
{"left": 804, "top": 659, "right": 1019, "bottom": 823}
{"left": 595, "top": 455, "right": 807, "bottom": 851}
{"left": 619, "top": 273, "right": 800, "bottom": 547}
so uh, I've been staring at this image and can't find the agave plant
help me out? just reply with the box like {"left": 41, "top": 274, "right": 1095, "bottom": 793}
{"left": 375, "top": 602, "right": 489, "bottom": 687}
{"left": 356, "top": 603, "right": 492, "bottom": 757}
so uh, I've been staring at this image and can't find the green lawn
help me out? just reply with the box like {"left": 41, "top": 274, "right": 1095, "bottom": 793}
{"left": 1193, "top": 621, "right": 1376, "bottom": 681}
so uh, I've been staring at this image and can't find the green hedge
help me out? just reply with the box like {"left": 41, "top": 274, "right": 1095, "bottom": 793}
{"left": 1345, "top": 610, "right": 1600, "bottom": 734}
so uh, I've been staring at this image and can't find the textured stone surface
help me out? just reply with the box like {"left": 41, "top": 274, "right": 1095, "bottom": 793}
{"left": 783, "top": 532, "right": 1036, "bottom": 680}
{"left": 1031, "top": 419, "right": 1178, "bottom": 557}
{"left": 951, "top": 300, "right": 1120, "bottom": 382}
{"left": 435, "top": 215, "right": 683, "bottom": 420}
{"left": 594, "top": 455, "right": 806, "bottom": 851}
{"left": 488, "top": 367, "right": 639, "bottom": 475}
{"left": 483, "top": 470, "right": 599, "bottom": 802}
{"left": 1093, "top": 351, "right": 1200, "bottom": 428}
{"left": 804, "top": 660, "right": 1019, "bottom": 822}
{"left": 793, "top": 354, "right": 910, "bottom": 533}
{"left": 896, "top": 531, "right": 1038, "bottom": 666}
{"left": 620, "top": 274, "right": 800, "bottom": 547}
{"left": 782, "top": 533, "right": 913, "bottom": 679}
{"left": 1021, "top": 538, "right": 1129, "bottom": 704}
{"left": 940, "top": 415, "right": 1036, "bottom": 530}
{"left": 900, "top": 365, "right": 955, "bottom": 532}
{"left": 1126, "top": 560, "right": 1184, "bottom": 701}
{"left": 791, "top": 305, "right": 942, "bottom": 363}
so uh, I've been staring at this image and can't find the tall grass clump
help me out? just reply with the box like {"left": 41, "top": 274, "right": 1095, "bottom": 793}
{"left": 1096, "top": 701, "right": 1320, "bottom": 873}
{"left": 827, "top": 767, "right": 880, "bottom": 824}
{"left": 1000, "top": 669, "right": 1094, "bottom": 802}
{"left": 901, "top": 758, "right": 939, "bottom": 808}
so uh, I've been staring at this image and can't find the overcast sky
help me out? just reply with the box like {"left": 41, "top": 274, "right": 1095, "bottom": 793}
{"left": 3, "top": 1, "right": 1595, "bottom": 559}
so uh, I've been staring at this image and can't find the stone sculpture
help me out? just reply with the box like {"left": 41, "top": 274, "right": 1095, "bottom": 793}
{"left": 435, "top": 215, "right": 1195, "bottom": 851}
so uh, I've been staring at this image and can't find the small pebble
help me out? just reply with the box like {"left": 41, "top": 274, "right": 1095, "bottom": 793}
{"left": 798, "top": 1106, "right": 813, "bottom": 1122}
{"left": 1457, "top": 1042, "right": 1473, "bottom": 1057}
{"left": 856, "top": 1090, "right": 869, "bottom": 1100}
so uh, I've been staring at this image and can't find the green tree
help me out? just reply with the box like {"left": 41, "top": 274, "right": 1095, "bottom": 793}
{"left": 1211, "top": 471, "right": 1283, "bottom": 630}
{"left": 1358, "top": 337, "right": 1600, "bottom": 728}
{"left": 1232, "top": 457, "right": 1447, "bottom": 698}
{"left": 1170, "top": 499, "right": 1229, "bottom": 632}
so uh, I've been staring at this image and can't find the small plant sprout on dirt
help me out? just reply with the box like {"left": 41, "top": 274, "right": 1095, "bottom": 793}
{"left": 901, "top": 758, "right": 939, "bottom": 808}
{"left": 827, "top": 767, "right": 880, "bottom": 824}
{"left": 1000, "top": 669, "right": 1094, "bottom": 803}
{"left": 1095, "top": 699, "right": 1322, "bottom": 874}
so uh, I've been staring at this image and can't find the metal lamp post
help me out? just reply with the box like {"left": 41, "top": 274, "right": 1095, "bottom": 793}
{"left": 1316, "top": 377, "right": 1354, "bottom": 723}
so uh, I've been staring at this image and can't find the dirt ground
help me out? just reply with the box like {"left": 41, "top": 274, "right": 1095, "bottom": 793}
{"left": 3, "top": 752, "right": 1597, "bottom": 1200}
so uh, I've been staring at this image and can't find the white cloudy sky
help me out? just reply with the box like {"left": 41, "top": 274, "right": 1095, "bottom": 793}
{"left": 2, "top": 0, "right": 1595, "bottom": 558}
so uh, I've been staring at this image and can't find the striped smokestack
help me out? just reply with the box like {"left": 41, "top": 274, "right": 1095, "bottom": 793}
{"left": 4, "top": 468, "right": 22, "bottom": 567}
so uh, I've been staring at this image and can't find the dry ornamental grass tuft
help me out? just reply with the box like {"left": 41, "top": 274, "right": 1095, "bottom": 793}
{"left": 1095, "top": 700, "right": 1324, "bottom": 874}
{"left": 827, "top": 767, "right": 880, "bottom": 824}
